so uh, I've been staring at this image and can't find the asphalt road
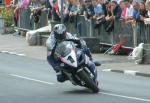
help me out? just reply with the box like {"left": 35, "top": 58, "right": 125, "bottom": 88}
{"left": 0, "top": 53, "right": 150, "bottom": 103}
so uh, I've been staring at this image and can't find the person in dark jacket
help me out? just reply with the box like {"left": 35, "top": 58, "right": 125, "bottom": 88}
{"left": 83, "top": 0, "right": 95, "bottom": 20}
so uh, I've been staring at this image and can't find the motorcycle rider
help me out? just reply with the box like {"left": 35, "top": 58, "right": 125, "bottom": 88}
{"left": 46, "top": 24, "right": 99, "bottom": 84}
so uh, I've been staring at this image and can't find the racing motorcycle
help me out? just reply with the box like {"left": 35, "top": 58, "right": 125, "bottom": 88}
{"left": 54, "top": 40, "right": 99, "bottom": 93}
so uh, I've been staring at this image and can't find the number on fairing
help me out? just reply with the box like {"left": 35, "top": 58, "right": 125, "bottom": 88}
{"left": 67, "top": 56, "right": 75, "bottom": 63}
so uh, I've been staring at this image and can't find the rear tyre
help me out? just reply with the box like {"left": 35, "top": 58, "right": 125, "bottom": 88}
{"left": 77, "top": 69, "right": 99, "bottom": 93}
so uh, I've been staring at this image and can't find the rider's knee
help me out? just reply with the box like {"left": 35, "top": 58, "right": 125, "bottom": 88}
{"left": 88, "top": 61, "right": 95, "bottom": 69}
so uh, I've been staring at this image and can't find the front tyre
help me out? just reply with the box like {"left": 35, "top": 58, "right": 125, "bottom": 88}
{"left": 77, "top": 69, "right": 99, "bottom": 93}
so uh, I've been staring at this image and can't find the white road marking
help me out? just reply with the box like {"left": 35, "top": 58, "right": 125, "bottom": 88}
{"left": 8, "top": 74, "right": 150, "bottom": 102}
{"left": 9, "top": 74, "right": 55, "bottom": 85}
{"left": 124, "top": 70, "right": 138, "bottom": 75}
{"left": 0, "top": 51, "right": 26, "bottom": 56}
{"left": 99, "top": 92, "right": 150, "bottom": 102}
{"left": 102, "top": 69, "right": 111, "bottom": 72}
{"left": 16, "top": 54, "right": 26, "bottom": 56}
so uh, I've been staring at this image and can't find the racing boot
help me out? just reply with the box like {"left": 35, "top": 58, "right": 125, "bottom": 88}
{"left": 56, "top": 71, "right": 69, "bottom": 83}
{"left": 89, "top": 56, "right": 101, "bottom": 66}
{"left": 85, "top": 48, "right": 101, "bottom": 66}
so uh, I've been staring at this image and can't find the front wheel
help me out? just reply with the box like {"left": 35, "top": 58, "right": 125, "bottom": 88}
{"left": 77, "top": 69, "right": 99, "bottom": 93}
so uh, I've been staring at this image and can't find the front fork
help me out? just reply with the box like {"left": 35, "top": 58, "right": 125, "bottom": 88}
{"left": 76, "top": 67, "right": 95, "bottom": 86}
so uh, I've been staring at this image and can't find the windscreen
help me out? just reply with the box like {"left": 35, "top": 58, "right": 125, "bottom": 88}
{"left": 55, "top": 41, "right": 74, "bottom": 57}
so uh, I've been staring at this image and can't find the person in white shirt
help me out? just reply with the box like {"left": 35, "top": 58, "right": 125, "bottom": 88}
{"left": 124, "top": 0, "right": 134, "bottom": 20}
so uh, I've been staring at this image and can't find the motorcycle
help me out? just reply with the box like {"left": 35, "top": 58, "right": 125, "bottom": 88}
{"left": 54, "top": 40, "right": 99, "bottom": 93}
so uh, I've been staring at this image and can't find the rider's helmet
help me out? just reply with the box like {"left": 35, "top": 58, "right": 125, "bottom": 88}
{"left": 53, "top": 24, "right": 67, "bottom": 42}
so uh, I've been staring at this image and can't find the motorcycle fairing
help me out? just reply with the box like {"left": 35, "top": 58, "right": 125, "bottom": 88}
{"left": 60, "top": 49, "right": 77, "bottom": 68}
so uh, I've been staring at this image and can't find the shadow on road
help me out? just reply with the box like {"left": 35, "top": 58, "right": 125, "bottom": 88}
{"left": 64, "top": 88, "right": 94, "bottom": 94}
{"left": 62, "top": 88, "right": 113, "bottom": 95}
{"left": 62, "top": 88, "right": 100, "bottom": 95}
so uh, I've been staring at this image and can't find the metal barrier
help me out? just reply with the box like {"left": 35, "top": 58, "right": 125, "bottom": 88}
{"left": 75, "top": 16, "right": 150, "bottom": 48}
{"left": 136, "top": 22, "right": 150, "bottom": 44}
{"left": 18, "top": 8, "right": 31, "bottom": 30}
{"left": 114, "top": 20, "right": 134, "bottom": 47}
{"left": 17, "top": 8, "right": 48, "bottom": 31}
{"left": 17, "top": 10, "right": 150, "bottom": 48}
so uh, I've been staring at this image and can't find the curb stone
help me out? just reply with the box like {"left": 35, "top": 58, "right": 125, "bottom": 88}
{"left": 102, "top": 69, "right": 150, "bottom": 78}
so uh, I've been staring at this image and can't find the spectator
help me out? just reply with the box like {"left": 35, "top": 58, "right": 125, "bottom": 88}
{"left": 76, "top": 0, "right": 86, "bottom": 15}
{"left": 110, "top": 0, "right": 122, "bottom": 20}
{"left": 124, "top": 0, "right": 134, "bottom": 20}
{"left": 105, "top": 0, "right": 121, "bottom": 22}
{"left": 142, "top": 0, "right": 150, "bottom": 24}
{"left": 139, "top": 2, "right": 148, "bottom": 18}
{"left": 104, "top": 0, "right": 121, "bottom": 32}
{"left": 104, "top": 0, "right": 111, "bottom": 16}
{"left": 92, "top": 0, "right": 104, "bottom": 28}
{"left": 120, "top": 0, "right": 127, "bottom": 18}
{"left": 102, "top": 1, "right": 112, "bottom": 32}
{"left": 13, "top": 0, "right": 29, "bottom": 26}
{"left": 58, "top": 0, "right": 64, "bottom": 12}
{"left": 121, "top": 1, "right": 139, "bottom": 26}
{"left": 63, "top": 0, "right": 78, "bottom": 23}
{"left": 43, "top": 0, "right": 52, "bottom": 25}
{"left": 132, "top": 1, "right": 140, "bottom": 21}
{"left": 140, "top": 1, "right": 149, "bottom": 22}
{"left": 98, "top": 0, "right": 109, "bottom": 16}
{"left": 92, "top": 0, "right": 103, "bottom": 18}
{"left": 29, "top": 0, "right": 45, "bottom": 29}
{"left": 51, "top": 0, "right": 61, "bottom": 21}
{"left": 83, "top": 0, "right": 95, "bottom": 20}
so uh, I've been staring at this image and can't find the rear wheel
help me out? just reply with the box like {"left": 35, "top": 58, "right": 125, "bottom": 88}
{"left": 77, "top": 69, "right": 99, "bottom": 93}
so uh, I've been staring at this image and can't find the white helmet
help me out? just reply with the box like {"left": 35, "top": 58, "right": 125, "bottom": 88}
{"left": 53, "top": 24, "right": 67, "bottom": 41}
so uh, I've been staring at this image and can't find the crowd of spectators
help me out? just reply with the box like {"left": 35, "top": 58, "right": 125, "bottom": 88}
{"left": 8, "top": 0, "right": 150, "bottom": 30}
